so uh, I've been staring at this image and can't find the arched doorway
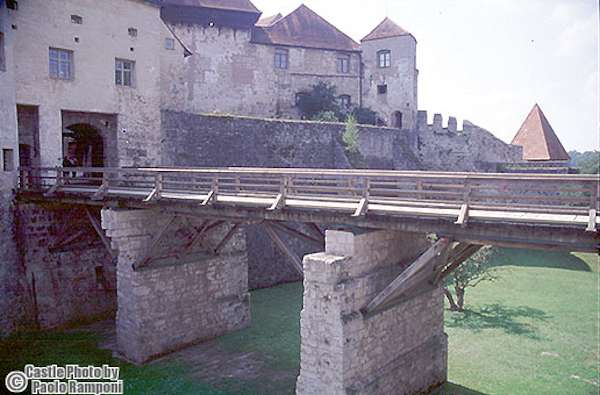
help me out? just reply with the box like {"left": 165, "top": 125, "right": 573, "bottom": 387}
{"left": 63, "top": 123, "right": 104, "bottom": 168}
{"left": 392, "top": 111, "right": 403, "bottom": 129}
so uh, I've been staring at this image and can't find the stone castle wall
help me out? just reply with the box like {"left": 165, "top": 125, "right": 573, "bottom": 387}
{"left": 415, "top": 111, "right": 522, "bottom": 171}
{"left": 15, "top": 203, "right": 116, "bottom": 329}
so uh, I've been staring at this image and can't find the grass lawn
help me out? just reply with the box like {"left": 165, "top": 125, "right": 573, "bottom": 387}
{"left": 0, "top": 249, "right": 598, "bottom": 394}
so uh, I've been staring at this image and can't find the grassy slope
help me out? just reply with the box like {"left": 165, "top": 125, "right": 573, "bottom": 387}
{"left": 0, "top": 250, "right": 597, "bottom": 395}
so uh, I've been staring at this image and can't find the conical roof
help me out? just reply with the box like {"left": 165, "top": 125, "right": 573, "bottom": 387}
{"left": 361, "top": 17, "right": 411, "bottom": 42}
{"left": 511, "top": 104, "right": 570, "bottom": 161}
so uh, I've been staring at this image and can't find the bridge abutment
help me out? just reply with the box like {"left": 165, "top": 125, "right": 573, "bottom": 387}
{"left": 296, "top": 230, "right": 447, "bottom": 395}
{"left": 102, "top": 208, "right": 250, "bottom": 364}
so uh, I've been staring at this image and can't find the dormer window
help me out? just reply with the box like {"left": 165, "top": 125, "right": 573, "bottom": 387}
{"left": 377, "top": 50, "right": 391, "bottom": 68}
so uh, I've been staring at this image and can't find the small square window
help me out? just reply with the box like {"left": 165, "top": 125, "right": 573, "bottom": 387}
{"left": 274, "top": 48, "right": 289, "bottom": 70}
{"left": 3, "top": 149, "right": 14, "bottom": 171}
{"left": 377, "top": 84, "right": 387, "bottom": 94}
{"left": 165, "top": 37, "right": 175, "bottom": 50}
{"left": 6, "top": 0, "right": 18, "bottom": 10}
{"left": 115, "top": 58, "right": 135, "bottom": 87}
{"left": 71, "top": 15, "right": 83, "bottom": 24}
{"left": 339, "top": 95, "right": 351, "bottom": 109}
{"left": 337, "top": 55, "right": 350, "bottom": 74}
{"left": 377, "top": 50, "right": 391, "bottom": 68}
{"left": 49, "top": 48, "right": 74, "bottom": 80}
{"left": 128, "top": 27, "right": 138, "bottom": 37}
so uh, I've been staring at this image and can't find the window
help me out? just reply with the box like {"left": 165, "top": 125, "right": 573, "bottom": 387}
{"left": 337, "top": 54, "right": 350, "bottom": 73}
{"left": 377, "top": 84, "right": 387, "bottom": 94}
{"left": 71, "top": 15, "right": 83, "bottom": 24}
{"left": 115, "top": 59, "right": 134, "bottom": 87}
{"left": 6, "top": 0, "right": 18, "bottom": 10}
{"left": 295, "top": 92, "right": 305, "bottom": 106}
{"left": 0, "top": 32, "right": 5, "bottom": 72}
{"left": 128, "top": 27, "right": 138, "bottom": 37}
{"left": 49, "top": 48, "right": 73, "bottom": 80}
{"left": 165, "top": 37, "right": 175, "bottom": 50}
{"left": 274, "top": 48, "right": 288, "bottom": 69}
{"left": 3, "top": 149, "right": 14, "bottom": 171}
{"left": 339, "top": 95, "right": 351, "bottom": 109}
{"left": 377, "top": 50, "right": 391, "bottom": 68}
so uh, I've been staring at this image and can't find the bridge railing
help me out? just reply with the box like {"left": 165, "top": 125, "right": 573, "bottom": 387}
{"left": 18, "top": 166, "right": 599, "bottom": 217}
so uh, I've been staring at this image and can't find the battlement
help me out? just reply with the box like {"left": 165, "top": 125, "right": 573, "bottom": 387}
{"left": 416, "top": 110, "right": 462, "bottom": 133}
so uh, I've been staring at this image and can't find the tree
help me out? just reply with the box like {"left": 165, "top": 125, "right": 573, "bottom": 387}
{"left": 568, "top": 150, "right": 599, "bottom": 174}
{"left": 342, "top": 115, "right": 359, "bottom": 153}
{"left": 297, "top": 82, "right": 340, "bottom": 120}
{"left": 351, "top": 106, "right": 378, "bottom": 126}
{"left": 444, "top": 246, "right": 498, "bottom": 312}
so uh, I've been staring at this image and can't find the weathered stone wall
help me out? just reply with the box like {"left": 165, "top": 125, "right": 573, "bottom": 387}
{"left": 161, "top": 23, "right": 362, "bottom": 119}
{"left": 296, "top": 230, "right": 447, "bottom": 395}
{"left": 15, "top": 203, "right": 116, "bottom": 329}
{"left": 102, "top": 208, "right": 250, "bottom": 363}
{"left": 161, "top": 111, "right": 419, "bottom": 289}
{"left": 415, "top": 111, "right": 523, "bottom": 171}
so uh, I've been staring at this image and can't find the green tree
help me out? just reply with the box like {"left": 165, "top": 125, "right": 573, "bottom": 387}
{"left": 351, "top": 106, "right": 378, "bottom": 125}
{"left": 444, "top": 246, "right": 499, "bottom": 312}
{"left": 297, "top": 82, "right": 340, "bottom": 120}
{"left": 311, "top": 111, "right": 339, "bottom": 122}
{"left": 569, "top": 150, "right": 599, "bottom": 174}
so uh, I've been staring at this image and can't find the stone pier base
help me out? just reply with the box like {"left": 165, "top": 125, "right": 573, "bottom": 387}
{"left": 102, "top": 208, "right": 250, "bottom": 364}
{"left": 296, "top": 230, "right": 447, "bottom": 395}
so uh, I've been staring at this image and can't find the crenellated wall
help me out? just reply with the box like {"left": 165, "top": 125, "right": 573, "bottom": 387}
{"left": 415, "top": 110, "right": 522, "bottom": 171}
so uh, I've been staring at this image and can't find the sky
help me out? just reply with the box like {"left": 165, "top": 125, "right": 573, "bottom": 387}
{"left": 251, "top": 0, "right": 599, "bottom": 152}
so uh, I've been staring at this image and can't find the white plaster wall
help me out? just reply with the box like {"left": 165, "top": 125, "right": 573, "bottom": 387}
{"left": 0, "top": 5, "right": 18, "bottom": 179}
{"left": 12, "top": 0, "right": 170, "bottom": 166}
{"left": 361, "top": 35, "right": 418, "bottom": 128}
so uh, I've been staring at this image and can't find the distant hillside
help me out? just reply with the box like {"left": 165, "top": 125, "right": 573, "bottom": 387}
{"left": 569, "top": 150, "right": 599, "bottom": 174}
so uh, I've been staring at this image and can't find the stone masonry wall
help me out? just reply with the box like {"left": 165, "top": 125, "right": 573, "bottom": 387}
{"left": 296, "top": 230, "right": 447, "bottom": 395}
{"left": 102, "top": 208, "right": 250, "bottom": 363}
{"left": 15, "top": 203, "right": 115, "bottom": 329}
{"left": 415, "top": 111, "right": 522, "bottom": 171}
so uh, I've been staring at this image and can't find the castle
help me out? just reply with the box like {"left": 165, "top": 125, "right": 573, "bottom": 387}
{"left": 0, "top": 0, "right": 523, "bottom": 336}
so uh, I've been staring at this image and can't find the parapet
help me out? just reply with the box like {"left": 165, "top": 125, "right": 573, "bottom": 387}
{"left": 416, "top": 110, "right": 463, "bottom": 133}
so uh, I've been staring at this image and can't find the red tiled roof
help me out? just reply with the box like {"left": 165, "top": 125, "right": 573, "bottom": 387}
{"left": 511, "top": 104, "right": 570, "bottom": 161}
{"left": 361, "top": 17, "right": 411, "bottom": 42}
{"left": 252, "top": 4, "right": 360, "bottom": 52}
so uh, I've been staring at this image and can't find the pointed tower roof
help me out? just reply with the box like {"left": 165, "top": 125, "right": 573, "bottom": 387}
{"left": 361, "top": 17, "right": 411, "bottom": 42}
{"left": 253, "top": 4, "right": 360, "bottom": 51}
{"left": 511, "top": 104, "right": 570, "bottom": 161}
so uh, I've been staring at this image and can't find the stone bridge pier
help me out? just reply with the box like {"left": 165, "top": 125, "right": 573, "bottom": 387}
{"left": 296, "top": 230, "right": 448, "bottom": 395}
{"left": 101, "top": 208, "right": 250, "bottom": 364}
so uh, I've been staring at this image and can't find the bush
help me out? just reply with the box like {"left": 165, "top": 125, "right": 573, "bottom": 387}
{"left": 311, "top": 111, "right": 339, "bottom": 122}
{"left": 351, "top": 106, "right": 378, "bottom": 125}
{"left": 297, "top": 82, "right": 340, "bottom": 120}
{"left": 342, "top": 115, "right": 360, "bottom": 153}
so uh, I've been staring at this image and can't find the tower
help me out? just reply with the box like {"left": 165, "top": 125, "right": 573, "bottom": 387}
{"left": 360, "top": 17, "right": 418, "bottom": 130}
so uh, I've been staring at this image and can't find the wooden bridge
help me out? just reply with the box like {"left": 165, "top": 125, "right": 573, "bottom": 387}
{"left": 18, "top": 166, "right": 599, "bottom": 255}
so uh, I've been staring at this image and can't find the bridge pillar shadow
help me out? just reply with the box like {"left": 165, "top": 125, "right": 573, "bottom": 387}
{"left": 296, "top": 230, "right": 447, "bottom": 395}
{"left": 101, "top": 208, "right": 250, "bottom": 364}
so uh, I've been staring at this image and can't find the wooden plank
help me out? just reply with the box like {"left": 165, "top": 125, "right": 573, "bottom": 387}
{"left": 201, "top": 189, "right": 216, "bottom": 206}
{"left": 455, "top": 203, "right": 469, "bottom": 227}
{"left": 268, "top": 193, "right": 285, "bottom": 211}
{"left": 362, "top": 237, "right": 450, "bottom": 314}
{"left": 263, "top": 224, "right": 303, "bottom": 275}
{"left": 352, "top": 198, "right": 369, "bottom": 217}
{"left": 85, "top": 208, "right": 116, "bottom": 259}
{"left": 270, "top": 222, "right": 324, "bottom": 248}
{"left": 133, "top": 215, "right": 178, "bottom": 270}
{"left": 143, "top": 187, "right": 159, "bottom": 202}
{"left": 213, "top": 223, "right": 240, "bottom": 254}
{"left": 586, "top": 209, "right": 597, "bottom": 232}
{"left": 433, "top": 244, "right": 481, "bottom": 285}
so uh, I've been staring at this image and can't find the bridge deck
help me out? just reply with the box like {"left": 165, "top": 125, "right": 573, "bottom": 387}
{"left": 18, "top": 167, "right": 600, "bottom": 252}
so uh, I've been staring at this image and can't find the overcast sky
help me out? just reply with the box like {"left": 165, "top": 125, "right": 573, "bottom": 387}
{"left": 252, "top": 0, "right": 599, "bottom": 152}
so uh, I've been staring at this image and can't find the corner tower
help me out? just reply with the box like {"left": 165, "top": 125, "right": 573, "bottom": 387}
{"left": 360, "top": 18, "right": 418, "bottom": 130}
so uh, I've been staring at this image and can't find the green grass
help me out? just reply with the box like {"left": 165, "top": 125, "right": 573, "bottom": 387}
{"left": 0, "top": 250, "right": 597, "bottom": 394}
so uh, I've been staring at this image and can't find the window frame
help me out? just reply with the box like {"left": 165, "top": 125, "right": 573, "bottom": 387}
{"left": 115, "top": 58, "right": 135, "bottom": 87}
{"left": 337, "top": 54, "right": 350, "bottom": 74}
{"left": 0, "top": 32, "right": 6, "bottom": 72}
{"left": 3, "top": 149, "right": 14, "bottom": 172}
{"left": 49, "top": 47, "right": 74, "bottom": 80}
{"left": 274, "top": 48, "right": 289, "bottom": 70}
{"left": 377, "top": 84, "right": 388, "bottom": 95}
{"left": 377, "top": 50, "right": 391, "bottom": 68}
{"left": 339, "top": 95, "right": 351, "bottom": 109}
{"left": 165, "top": 37, "right": 175, "bottom": 50}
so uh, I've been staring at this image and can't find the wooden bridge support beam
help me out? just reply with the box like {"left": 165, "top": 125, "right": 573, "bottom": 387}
{"left": 101, "top": 208, "right": 250, "bottom": 364}
{"left": 296, "top": 230, "right": 448, "bottom": 395}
